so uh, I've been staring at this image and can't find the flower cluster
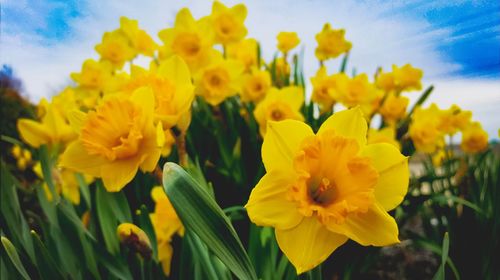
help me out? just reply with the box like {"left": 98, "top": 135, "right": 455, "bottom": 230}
{"left": 409, "top": 103, "right": 488, "bottom": 156}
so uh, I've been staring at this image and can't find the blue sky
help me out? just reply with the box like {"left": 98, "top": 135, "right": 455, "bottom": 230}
{"left": 1, "top": 0, "right": 499, "bottom": 137}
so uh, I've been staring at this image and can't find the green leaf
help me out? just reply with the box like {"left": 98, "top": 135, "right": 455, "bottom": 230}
{"left": 1, "top": 236, "right": 31, "bottom": 280}
{"left": 0, "top": 163, "right": 35, "bottom": 262}
{"left": 30, "top": 231, "right": 66, "bottom": 280}
{"left": 339, "top": 52, "right": 349, "bottom": 73}
{"left": 39, "top": 145, "right": 60, "bottom": 203}
{"left": 56, "top": 201, "right": 99, "bottom": 279}
{"left": 95, "top": 246, "right": 133, "bottom": 280}
{"left": 433, "top": 232, "right": 449, "bottom": 280}
{"left": 185, "top": 232, "right": 220, "bottom": 280}
{"left": 36, "top": 183, "right": 58, "bottom": 226}
{"left": 75, "top": 173, "right": 91, "bottom": 208}
{"left": 95, "top": 181, "right": 131, "bottom": 254}
{"left": 162, "top": 162, "right": 257, "bottom": 280}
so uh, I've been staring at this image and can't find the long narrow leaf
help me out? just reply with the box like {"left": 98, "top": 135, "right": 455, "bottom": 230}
{"left": 1, "top": 236, "right": 31, "bottom": 280}
{"left": 162, "top": 162, "right": 257, "bottom": 280}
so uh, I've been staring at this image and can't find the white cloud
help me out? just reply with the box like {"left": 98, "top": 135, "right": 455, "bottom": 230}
{"left": 1, "top": 0, "right": 498, "bottom": 139}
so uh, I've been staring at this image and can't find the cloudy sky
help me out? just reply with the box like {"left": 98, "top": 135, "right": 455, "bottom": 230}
{"left": 1, "top": 0, "right": 499, "bottom": 138}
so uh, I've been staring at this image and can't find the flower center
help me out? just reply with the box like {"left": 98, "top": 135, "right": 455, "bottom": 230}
{"left": 271, "top": 109, "right": 284, "bottom": 121}
{"left": 203, "top": 68, "right": 230, "bottom": 94}
{"left": 289, "top": 130, "right": 379, "bottom": 224}
{"left": 173, "top": 33, "right": 202, "bottom": 59}
{"left": 308, "top": 177, "right": 336, "bottom": 205}
{"left": 216, "top": 15, "right": 235, "bottom": 36}
{"left": 81, "top": 99, "right": 143, "bottom": 161}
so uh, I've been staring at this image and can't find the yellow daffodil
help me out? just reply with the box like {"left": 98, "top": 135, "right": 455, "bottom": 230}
{"left": 311, "top": 67, "right": 348, "bottom": 113}
{"left": 17, "top": 103, "right": 76, "bottom": 148}
{"left": 50, "top": 87, "right": 80, "bottom": 120}
{"left": 125, "top": 56, "right": 195, "bottom": 130}
{"left": 246, "top": 107, "right": 408, "bottom": 273}
{"left": 227, "top": 38, "right": 258, "bottom": 71}
{"left": 120, "top": 16, "right": 158, "bottom": 57}
{"left": 379, "top": 93, "right": 409, "bottom": 125}
{"left": 315, "top": 23, "right": 351, "bottom": 61}
{"left": 209, "top": 1, "right": 248, "bottom": 45}
{"left": 254, "top": 86, "right": 304, "bottom": 136}
{"left": 150, "top": 186, "right": 184, "bottom": 276}
{"left": 334, "top": 74, "right": 378, "bottom": 113}
{"left": 117, "top": 223, "right": 152, "bottom": 258}
{"left": 438, "top": 104, "right": 472, "bottom": 135}
{"left": 375, "top": 71, "right": 395, "bottom": 92}
{"left": 60, "top": 87, "right": 162, "bottom": 192}
{"left": 277, "top": 32, "right": 300, "bottom": 53}
{"left": 241, "top": 68, "right": 271, "bottom": 103}
{"left": 71, "top": 59, "right": 114, "bottom": 91}
{"left": 195, "top": 54, "right": 244, "bottom": 106}
{"left": 409, "top": 104, "right": 445, "bottom": 153}
{"left": 368, "top": 127, "right": 400, "bottom": 150}
{"left": 159, "top": 8, "right": 215, "bottom": 73}
{"left": 392, "top": 64, "right": 423, "bottom": 92}
{"left": 95, "top": 30, "right": 136, "bottom": 69}
{"left": 461, "top": 122, "right": 488, "bottom": 154}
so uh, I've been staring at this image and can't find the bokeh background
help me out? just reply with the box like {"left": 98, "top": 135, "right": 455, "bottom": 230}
{"left": 2, "top": 0, "right": 499, "bottom": 138}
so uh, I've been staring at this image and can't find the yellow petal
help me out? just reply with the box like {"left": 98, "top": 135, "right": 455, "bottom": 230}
{"left": 130, "top": 86, "right": 155, "bottom": 123}
{"left": 318, "top": 107, "right": 367, "bottom": 148}
{"left": 231, "top": 4, "right": 247, "bottom": 21}
{"left": 62, "top": 181, "right": 80, "bottom": 205}
{"left": 156, "top": 122, "right": 166, "bottom": 147}
{"left": 327, "top": 203, "right": 400, "bottom": 246}
{"left": 281, "top": 86, "right": 304, "bottom": 111}
{"left": 245, "top": 171, "right": 303, "bottom": 230}
{"left": 151, "top": 186, "right": 167, "bottom": 202}
{"left": 17, "top": 119, "right": 51, "bottom": 147}
{"left": 360, "top": 143, "right": 409, "bottom": 211}
{"left": 157, "top": 55, "right": 192, "bottom": 85}
{"left": 158, "top": 242, "right": 174, "bottom": 276}
{"left": 44, "top": 104, "right": 67, "bottom": 138}
{"left": 175, "top": 8, "right": 195, "bottom": 29}
{"left": 262, "top": 120, "right": 313, "bottom": 172}
{"left": 276, "top": 217, "right": 348, "bottom": 274}
{"left": 212, "top": 1, "right": 226, "bottom": 14}
{"left": 67, "top": 110, "right": 87, "bottom": 133}
{"left": 101, "top": 159, "right": 140, "bottom": 192}
{"left": 60, "top": 141, "right": 106, "bottom": 177}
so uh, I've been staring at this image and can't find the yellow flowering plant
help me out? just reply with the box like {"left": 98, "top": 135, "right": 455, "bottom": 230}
{"left": 2, "top": 2, "right": 498, "bottom": 280}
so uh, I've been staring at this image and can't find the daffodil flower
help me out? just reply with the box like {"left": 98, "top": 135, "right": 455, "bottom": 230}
{"left": 60, "top": 87, "right": 162, "bottom": 192}
{"left": 253, "top": 86, "right": 304, "bottom": 136}
{"left": 315, "top": 23, "right": 352, "bottom": 61}
{"left": 246, "top": 107, "right": 409, "bottom": 274}
{"left": 209, "top": 2, "right": 248, "bottom": 45}
{"left": 277, "top": 31, "right": 300, "bottom": 53}
{"left": 17, "top": 103, "right": 76, "bottom": 148}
